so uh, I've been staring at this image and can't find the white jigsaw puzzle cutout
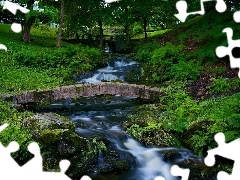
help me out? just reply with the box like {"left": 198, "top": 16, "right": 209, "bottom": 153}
{"left": 0, "top": 124, "right": 92, "bottom": 180}
{"left": 175, "top": 0, "right": 227, "bottom": 22}
{"left": 1, "top": 1, "right": 240, "bottom": 179}
{"left": 153, "top": 165, "right": 190, "bottom": 180}
{"left": 204, "top": 132, "right": 240, "bottom": 180}
{"left": 215, "top": 10, "right": 240, "bottom": 78}
{"left": 0, "top": 1, "right": 30, "bottom": 51}
{"left": 171, "top": 165, "right": 190, "bottom": 180}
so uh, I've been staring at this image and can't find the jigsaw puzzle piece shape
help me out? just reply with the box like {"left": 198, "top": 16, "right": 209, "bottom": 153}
{"left": 171, "top": 165, "right": 190, "bottom": 180}
{"left": 205, "top": 133, "right": 240, "bottom": 180}
{"left": 215, "top": 0, "right": 227, "bottom": 13}
{"left": 174, "top": 1, "right": 188, "bottom": 22}
{"left": 215, "top": 28, "right": 240, "bottom": 78}
{"left": 233, "top": 11, "right": 240, "bottom": 23}
{"left": 154, "top": 176, "right": 165, "bottom": 180}
{"left": 21, "top": 142, "right": 43, "bottom": 174}
{"left": 0, "top": 124, "right": 8, "bottom": 132}
{"left": 39, "top": 160, "right": 72, "bottom": 180}
{"left": 0, "top": 44, "right": 7, "bottom": 51}
{"left": 175, "top": 0, "right": 227, "bottom": 22}
{"left": 2, "top": 1, "right": 30, "bottom": 34}
{"left": 80, "top": 175, "right": 92, "bottom": 180}
{"left": 3, "top": 1, "right": 29, "bottom": 15}
{"left": 0, "top": 141, "right": 22, "bottom": 178}
{"left": 11, "top": 23, "right": 22, "bottom": 33}
{"left": 217, "top": 171, "right": 232, "bottom": 180}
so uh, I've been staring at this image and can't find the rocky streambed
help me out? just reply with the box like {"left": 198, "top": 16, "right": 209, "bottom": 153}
{"left": 17, "top": 55, "right": 220, "bottom": 180}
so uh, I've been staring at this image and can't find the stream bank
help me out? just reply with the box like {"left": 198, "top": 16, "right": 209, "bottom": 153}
{"left": 25, "top": 54, "right": 219, "bottom": 180}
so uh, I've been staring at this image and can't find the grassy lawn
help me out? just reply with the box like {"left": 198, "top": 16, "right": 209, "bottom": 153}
{"left": 132, "top": 29, "right": 170, "bottom": 39}
{"left": 0, "top": 24, "right": 102, "bottom": 95}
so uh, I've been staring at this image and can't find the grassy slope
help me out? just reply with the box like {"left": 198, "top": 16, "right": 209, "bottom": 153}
{"left": 0, "top": 24, "right": 103, "bottom": 95}
{"left": 126, "top": 10, "right": 240, "bottom": 161}
{"left": 155, "top": 10, "right": 240, "bottom": 62}
{"left": 0, "top": 24, "right": 65, "bottom": 94}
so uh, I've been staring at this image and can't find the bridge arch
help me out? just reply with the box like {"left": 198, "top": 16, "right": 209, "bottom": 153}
{"left": 3, "top": 82, "right": 163, "bottom": 104}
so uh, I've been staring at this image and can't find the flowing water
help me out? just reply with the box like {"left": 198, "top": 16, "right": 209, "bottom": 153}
{"left": 36, "top": 54, "right": 204, "bottom": 180}
{"left": 77, "top": 54, "right": 139, "bottom": 83}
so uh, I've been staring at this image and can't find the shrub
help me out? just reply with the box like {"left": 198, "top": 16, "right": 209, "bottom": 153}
{"left": 13, "top": 45, "right": 103, "bottom": 74}
{"left": 168, "top": 58, "right": 203, "bottom": 81}
{"left": 134, "top": 41, "right": 161, "bottom": 62}
{"left": 149, "top": 42, "right": 184, "bottom": 82}
{"left": 0, "top": 100, "right": 33, "bottom": 164}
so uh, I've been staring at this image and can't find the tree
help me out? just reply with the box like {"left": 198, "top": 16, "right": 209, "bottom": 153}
{"left": 18, "top": 0, "right": 61, "bottom": 45}
{"left": 65, "top": 0, "right": 113, "bottom": 49}
{"left": 131, "top": 0, "right": 158, "bottom": 40}
{"left": 109, "top": 0, "right": 135, "bottom": 44}
{"left": 20, "top": 0, "right": 35, "bottom": 43}
{"left": 57, "top": 0, "right": 64, "bottom": 47}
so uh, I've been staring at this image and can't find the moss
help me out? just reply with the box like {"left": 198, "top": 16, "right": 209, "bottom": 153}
{"left": 33, "top": 90, "right": 54, "bottom": 105}
{"left": 24, "top": 113, "right": 75, "bottom": 132}
{"left": 39, "top": 129, "right": 68, "bottom": 144}
{"left": 76, "top": 86, "right": 84, "bottom": 93}
{"left": 111, "top": 79, "right": 123, "bottom": 83}
{"left": 112, "top": 160, "right": 130, "bottom": 171}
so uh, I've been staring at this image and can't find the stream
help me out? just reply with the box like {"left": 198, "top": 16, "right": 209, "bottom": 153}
{"left": 35, "top": 54, "right": 204, "bottom": 180}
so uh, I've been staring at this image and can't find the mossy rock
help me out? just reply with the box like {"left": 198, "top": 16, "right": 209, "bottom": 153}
{"left": 135, "top": 129, "right": 183, "bottom": 148}
{"left": 23, "top": 112, "right": 75, "bottom": 132}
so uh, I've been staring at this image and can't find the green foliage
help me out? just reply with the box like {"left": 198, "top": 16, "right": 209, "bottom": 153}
{"left": 0, "top": 57, "right": 63, "bottom": 94}
{"left": 168, "top": 58, "right": 203, "bottom": 81}
{"left": 126, "top": 122, "right": 162, "bottom": 140}
{"left": 125, "top": 78, "right": 240, "bottom": 156}
{"left": 135, "top": 40, "right": 203, "bottom": 82}
{"left": 207, "top": 78, "right": 231, "bottom": 94}
{"left": 14, "top": 45, "right": 102, "bottom": 70}
{"left": 207, "top": 78, "right": 240, "bottom": 95}
{"left": 0, "top": 100, "right": 33, "bottom": 162}
{"left": 132, "top": 29, "right": 170, "bottom": 39}
{"left": 0, "top": 24, "right": 103, "bottom": 94}
{"left": 148, "top": 42, "right": 184, "bottom": 81}
{"left": 131, "top": 23, "right": 143, "bottom": 36}
{"left": 206, "top": 66, "right": 226, "bottom": 76}
{"left": 134, "top": 41, "right": 160, "bottom": 62}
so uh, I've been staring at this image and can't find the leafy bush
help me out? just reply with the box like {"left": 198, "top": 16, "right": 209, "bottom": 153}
{"left": 125, "top": 78, "right": 240, "bottom": 156}
{"left": 148, "top": 42, "right": 184, "bottom": 82}
{"left": 207, "top": 78, "right": 240, "bottom": 95}
{"left": 131, "top": 23, "right": 144, "bottom": 37}
{"left": 207, "top": 78, "right": 231, "bottom": 94}
{"left": 0, "top": 100, "right": 33, "bottom": 164}
{"left": 134, "top": 40, "right": 161, "bottom": 62}
{"left": 13, "top": 45, "right": 103, "bottom": 78}
{"left": 168, "top": 58, "right": 203, "bottom": 81}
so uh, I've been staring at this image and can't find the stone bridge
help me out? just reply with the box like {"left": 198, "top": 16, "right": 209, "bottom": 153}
{"left": 1, "top": 82, "right": 163, "bottom": 104}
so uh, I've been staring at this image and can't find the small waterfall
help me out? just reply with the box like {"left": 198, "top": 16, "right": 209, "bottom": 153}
{"left": 35, "top": 95, "right": 203, "bottom": 180}
{"left": 35, "top": 55, "right": 204, "bottom": 180}
{"left": 77, "top": 55, "right": 139, "bottom": 83}
{"left": 118, "top": 139, "right": 177, "bottom": 180}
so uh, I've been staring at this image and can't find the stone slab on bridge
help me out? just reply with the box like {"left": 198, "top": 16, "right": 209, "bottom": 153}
{"left": 1, "top": 82, "right": 163, "bottom": 104}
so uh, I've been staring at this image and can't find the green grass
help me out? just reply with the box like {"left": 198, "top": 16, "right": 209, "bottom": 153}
{"left": 0, "top": 24, "right": 64, "bottom": 94}
{"left": 0, "top": 24, "right": 103, "bottom": 94}
{"left": 132, "top": 29, "right": 170, "bottom": 39}
{"left": 160, "top": 10, "right": 240, "bottom": 61}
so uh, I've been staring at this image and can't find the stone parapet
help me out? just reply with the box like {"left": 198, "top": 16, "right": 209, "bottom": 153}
{"left": 1, "top": 82, "right": 163, "bottom": 104}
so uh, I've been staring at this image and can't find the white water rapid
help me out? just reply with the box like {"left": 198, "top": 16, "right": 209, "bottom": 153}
{"left": 77, "top": 55, "right": 138, "bottom": 83}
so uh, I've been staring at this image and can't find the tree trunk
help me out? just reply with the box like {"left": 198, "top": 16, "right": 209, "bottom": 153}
{"left": 22, "top": 0, "right": 35, "bottom": 43}
{"left": 57, "top": 0, "right": 64, "bottom": 48}
{"left": 22, "top": 17, "right": 34, "bottom": 43}
{"left": 99, "top": 19, "right": 104, "bottom": 50}
{"left": 125, "top": 25, "right": 130, "bottom": 44}
{"left": 143, "top": 17, "right": 147, "bottom": 40}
